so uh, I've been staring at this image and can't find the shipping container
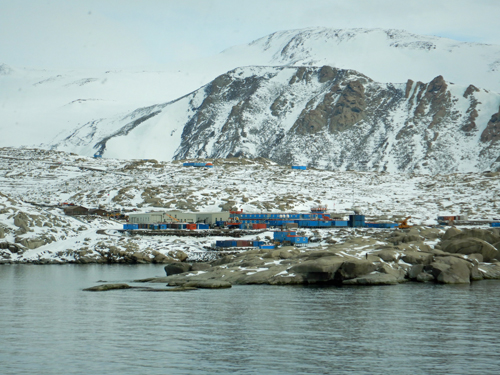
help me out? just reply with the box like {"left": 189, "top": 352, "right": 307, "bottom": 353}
{"left": 197, "top": 224, "right": 209, "bottom": 230}
{"left": 332, "top": 221, "right": 348, "bottom": 227}
{"left": 186, "top": 223, "right": 197, "bottom": 230}
{"left": 253, "top": 223, "right": 267, "bottom": 230}
{"left": 366, "top": 223, "right": 398, "bottom": 228}
{"left": 260, "top": 245, "right": 275, "bottom": 250}
{"left": 291, "top": 166, "right": 307, "bottom": 170}
{"left": 491, "top": 222, "right": 500, "bottom": 227}
{"left": 252, "top": 241, "right": 265, "bottom": 246}
{"left": 287, "top": 236, "right": 308, "bottom": 244}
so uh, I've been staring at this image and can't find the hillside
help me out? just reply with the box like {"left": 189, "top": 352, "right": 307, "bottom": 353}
{"left": 53, "top": 65, "right": 500, "bottom": 173}
{"left": 0, "top": 147, "right": 499, "bottom": 264}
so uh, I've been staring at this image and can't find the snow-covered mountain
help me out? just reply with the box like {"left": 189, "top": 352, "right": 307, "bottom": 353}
{"left": 52, "top": 65, "right": 500, "bottom": 173}
{"left": 225, "top": 28, "right": 500, "bottom": 93}
{"left": 2, "top": 28, "right": 500, "bottom": 172}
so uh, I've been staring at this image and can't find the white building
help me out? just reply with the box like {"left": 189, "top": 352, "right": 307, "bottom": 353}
{"left": 128, "top": 211, "right": 229, "bottom": 225}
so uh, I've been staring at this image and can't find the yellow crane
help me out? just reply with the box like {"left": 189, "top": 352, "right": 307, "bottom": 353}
{"left": 398, "top": 216, "right": 412, "bottom": 229}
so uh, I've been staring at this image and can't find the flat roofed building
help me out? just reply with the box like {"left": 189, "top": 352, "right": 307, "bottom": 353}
{"left": 128, "top": 211, "right": 164, "bottom": 224}
{"left": 128, "top": 211, "right": 229, "bottom": 225}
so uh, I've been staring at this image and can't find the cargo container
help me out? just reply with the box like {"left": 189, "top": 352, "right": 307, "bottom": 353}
{"left": 291, "top": 166, "right": 307, "bottom": 170}
{"left": 123, "top": 224, "right": 139, "bottom": 230}
{"left": 260, "top": 245, "right": 275, "bottom": 250}
{"left": 332, "top": 221, "right": 348, "bottom": 227}
{"left": 286, "top": 236, "right": 308, "bottom": 244}
{"left": 366, "top": 223, "right": 398, "bottom": 229}
{"left": 491, "top": 222, "right": 500, "bottom": 227}
{"left": 349, "top": 215, "right": 365, "bottom": 227}
{"left": 252, "top": 223, "right": 267, "bottom": 230}
{"left": 274, "top": 231, "right": 296, "bottom": 241}
{"left": 186, "top": 223, "right": 197, "bottom": 230}
{"left": 197, "top": 223, "right": 209, "bottom": 230}
{"left": 252, "top": 241, "right": 265, "bottom": 246}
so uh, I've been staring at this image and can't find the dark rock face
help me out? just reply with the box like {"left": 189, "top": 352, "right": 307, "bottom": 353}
{"left": 167, "top": 66, "right": 500, "bottom": 173}
{"left": 164, "top": 262, "right": 192, "bottom": 276}
{"left": 481, "top": 106, "right": 500, "bottom": 143}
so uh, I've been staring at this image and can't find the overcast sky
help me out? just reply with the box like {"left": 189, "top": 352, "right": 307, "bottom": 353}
{"left": 1, "top": 0, "right": 499, "bottom": 70}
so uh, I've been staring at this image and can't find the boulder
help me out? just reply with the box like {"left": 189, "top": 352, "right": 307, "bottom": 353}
{"left": 442, "top": 227, "right": 462, "bottom": 240}
{"left": 408, "top": 264, "right": 425, "bottom": 279}
{"left": 191, "top": 263, "right": 212, "bottom": 271}
{"left": 168, "top": 250, "right": 188, "bottom": 262}
{"left": 425, "top": 256, "right": 473, "bottom": 284}
{"left": 401, "top": 251, "right": 434, "bottom": 265}
{"left": 440, "top": 238, "right": 499, "bottom": 262}
{"left": 336, "top": 260, "right": 377, "bottom": 281}
{"left": 153, "top": 253, "right": 176, "bottom": 264}
{"left": 290, "top": 256, "right": 344, "bottom": 283}
{"left": 210, "top": 255, "right": 235, "bottom": 266}
{"left": 376, "top": 263, "right": 406, "bottom": 282}
{"left": 343, "top": 273, "right": 399, "bottom": 285}
{"left": 268, "top": 273, "right": 306, "bottom": 285}
{"left": 164, "top": 262, "right": 192, "bottom": 276}
{"left": 374, "top": 249, "right": 400, "bottom": 262}
{"left": 478, "top": 263, "right": 500, "bottom": 279}
{"left": 445, "top": 228, "right": 500, "bottom": 245}
{"left": 290, "top": 256, "right": 344, "bottom": 274}
{"left": 419, "top": 228, "right": 442, "bottom": 240}
{"left": 416, "top": 272, "right": 435, "bottom": 282}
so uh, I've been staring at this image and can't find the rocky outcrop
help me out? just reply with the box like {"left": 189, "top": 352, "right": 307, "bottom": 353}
{"left": 425, "top": 256, "right": 476, "bottom": 284}
{"left": 438, "top": 228, "right": 500, "bottom": 262}
{"left": 83, "top": 283, "right": 132, "bottom": 291}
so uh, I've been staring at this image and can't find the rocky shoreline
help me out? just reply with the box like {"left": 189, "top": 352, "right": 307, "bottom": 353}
{"left": 137, "top": 227, "right": 500, "bottom": 287}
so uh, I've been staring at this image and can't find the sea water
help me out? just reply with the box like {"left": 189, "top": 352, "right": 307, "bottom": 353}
{"left": 1, "top": 264, "right": 499, "bottom": 375}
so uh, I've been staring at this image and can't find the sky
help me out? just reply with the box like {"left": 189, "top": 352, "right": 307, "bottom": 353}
{"left": 1, "top": 0, "right": 499, "bottom": 70}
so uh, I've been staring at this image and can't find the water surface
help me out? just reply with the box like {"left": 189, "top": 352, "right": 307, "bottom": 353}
{"left": 1, "top": 265, "right": 499, "bottom": 374}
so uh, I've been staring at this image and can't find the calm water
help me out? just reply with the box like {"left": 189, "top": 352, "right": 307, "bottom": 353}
{"left": 1, "top": 265, "right": 500, "bottom": 375}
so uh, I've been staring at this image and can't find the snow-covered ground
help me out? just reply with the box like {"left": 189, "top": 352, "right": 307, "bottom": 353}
{"left": 0, "top": 147, "right": 498, "bottom": 264}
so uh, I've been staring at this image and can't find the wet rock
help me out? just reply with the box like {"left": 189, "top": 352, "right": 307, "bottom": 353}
{"left": 164, "top": 262, "right": 192, "bottom": 276}
{"left": 343, "top": 273, "right": 399, "bottom": 285}
{"left": 336, "top": 260, "right": 377, "bottom": 281}
{"left": 83, "top": 283, "right": 132, "bottom": 291}
{"left": 416, "top": 272, "right": 435, "bottom": 282}
{"left": 376, "top": 263, "right": 406, "bottom": 282}
{"left": 408, "top": 264, "right": 425, "bottom": 279}
{"left": 181, "top": 280, "right": 232, "bottom": 289}
{"left": 290, "top": 256, "right": 344, "bottom": 283}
